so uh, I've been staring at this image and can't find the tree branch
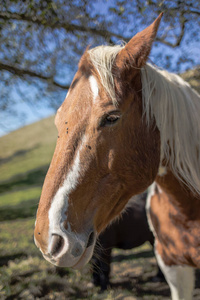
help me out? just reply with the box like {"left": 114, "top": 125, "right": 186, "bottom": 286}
{"left": 0, "top": 10, "right": 191, "bottom": 49}
{"left": 0, "top": 11, "right": 125, "bottom": 42}
{"left": 157, "top": 16, "right": 186, "bottom": 48}
{"left": 0, "top": 62, "right": 69, "bottom": 89}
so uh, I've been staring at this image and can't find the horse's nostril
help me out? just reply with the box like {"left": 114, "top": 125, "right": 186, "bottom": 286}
{"left": 86, "top": 231, "right": 95, "bottom": 248}
{"left": 50, "top": 234, "right": 64, "bottom": 257}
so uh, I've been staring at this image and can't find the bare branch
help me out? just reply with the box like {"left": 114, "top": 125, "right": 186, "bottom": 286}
{"left": 0, "top": 62, "right": 69, "bottom": 90}
{"left": 0, "top": 11, "right": 125, "bottom": 41}
{"left": 157, "top": 15, "right": 186, "bottom": 48}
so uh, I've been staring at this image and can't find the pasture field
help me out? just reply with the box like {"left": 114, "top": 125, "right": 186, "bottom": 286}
{"left": 0, "top": 68, "right": 200, "bottom": 299}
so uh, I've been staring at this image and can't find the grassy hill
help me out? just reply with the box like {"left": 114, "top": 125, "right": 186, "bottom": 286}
{"left": 0, "top": 115, "right": 57, "bottom": 179}
{"left": 0, "top": 116, "right": 57, "bottom": 220}
{"left": 0, "top": 67, "right": 199, "bottom": 299}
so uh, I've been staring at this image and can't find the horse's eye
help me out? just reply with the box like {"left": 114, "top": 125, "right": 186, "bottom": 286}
{"left": 100, "top": 113, "right": 121, "bottom": 127}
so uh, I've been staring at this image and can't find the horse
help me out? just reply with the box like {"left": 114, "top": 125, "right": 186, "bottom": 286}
{"left": 34, "top": 13, "right": 200, "bottom": 300}
{"left": 91, "top": 192, "right": 164, "bottom": 290}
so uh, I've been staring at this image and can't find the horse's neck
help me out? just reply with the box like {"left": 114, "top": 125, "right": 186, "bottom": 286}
{"left": 155, "top": 167, "right": 200, "bottom": 217}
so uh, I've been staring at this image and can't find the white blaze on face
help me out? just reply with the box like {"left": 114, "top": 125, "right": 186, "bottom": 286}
{"left": 89, "top": 76, "right": 99, "bottom": 103}
{"left": 48, "top": 136, "right": 86, "bottom": 244}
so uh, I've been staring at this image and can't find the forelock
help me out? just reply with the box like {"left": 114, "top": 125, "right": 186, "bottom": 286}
{"left": 88, "top": 45, "right": 124, "bottom": 104}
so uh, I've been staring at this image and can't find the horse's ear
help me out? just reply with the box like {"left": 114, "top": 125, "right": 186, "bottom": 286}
{"left": 114, "top": 13, "right": 163, "bottom": 76}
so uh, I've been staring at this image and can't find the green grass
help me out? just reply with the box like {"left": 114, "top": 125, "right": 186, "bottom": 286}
{"left": 0, "top": 115, "right": 56, "bottom": 221}
{"left": 0, "top": 145, "right": 55, "bottom": 182}
{"left": 0, "top": 187, "right": 41, "bottom": 207}
{"left": 0, "top": 218, "right": 36, "bottom": 257}
{"left": 0, "top": 115, "right": 57, "bottom": 182}
{"left": 0, "top": 115, "right": 57, "bottom": 158}
{"left": 0, "top": 187, "right": 40, "bottom": 221}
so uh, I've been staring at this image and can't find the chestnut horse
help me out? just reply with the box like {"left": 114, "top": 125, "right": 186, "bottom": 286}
{"left": 34, "top": 14, "right": 200, "bottom": 300}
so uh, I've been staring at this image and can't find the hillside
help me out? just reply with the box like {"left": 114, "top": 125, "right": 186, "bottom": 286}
{"left": 0, "top": 116, "right": 57, "bottom": 219}
{"left": 0, "top": 115, "right": 57, "bottom": 181}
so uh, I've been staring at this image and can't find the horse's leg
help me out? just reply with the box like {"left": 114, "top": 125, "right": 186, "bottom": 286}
{"left": 91, "top": 245, "right": 112, "bottom": 290}
{"left": 155, "top": 249, "right": 194, "bottom": 300}
{"left": 98, "top": 247, "right": 112, "bottom": 290}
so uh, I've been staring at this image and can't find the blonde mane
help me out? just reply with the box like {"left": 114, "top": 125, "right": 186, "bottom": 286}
{"left": 89, "top": 45, "right": 200, "bottom": 195}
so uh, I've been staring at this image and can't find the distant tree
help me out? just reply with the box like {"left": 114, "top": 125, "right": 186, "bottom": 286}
{"left": 0, "top": 0, "right": 200, "bottom": 129}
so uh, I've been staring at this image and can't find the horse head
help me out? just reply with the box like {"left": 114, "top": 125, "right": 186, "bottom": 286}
{"left": 34, "top": 14, "right": 162, "bottom": 268}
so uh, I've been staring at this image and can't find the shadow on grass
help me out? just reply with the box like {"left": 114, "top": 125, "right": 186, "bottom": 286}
{"left": 112, "top": 249, "right": 154, "bottom": 263}
{"left": 111, "top": 271, "right": 170, "bottom": 298}
{"left": 0, "top": 253, "right": 28, "bottom": 267}
{"left": 0, "top": 198, "right": 38, "bottom": 221}
{"left": 0, "top": 145, "right": 39, "bottom": 166}
{"left": 111, "top": 265, "right": 200, "bottom": 298}
{"left": 0, "top": 165, "right": 49, "bottom": 194}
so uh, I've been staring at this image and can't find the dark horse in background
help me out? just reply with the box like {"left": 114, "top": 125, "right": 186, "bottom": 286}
{"left": 34, "top": 14, "right": 200, "bottom": 300}
{"left": 92, "top": 192, "right": 164, "bottom": 290}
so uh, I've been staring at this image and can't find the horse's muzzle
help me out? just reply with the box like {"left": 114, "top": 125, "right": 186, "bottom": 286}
{"left": 35, "top": 229, "right": 97, "bottom": 269}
